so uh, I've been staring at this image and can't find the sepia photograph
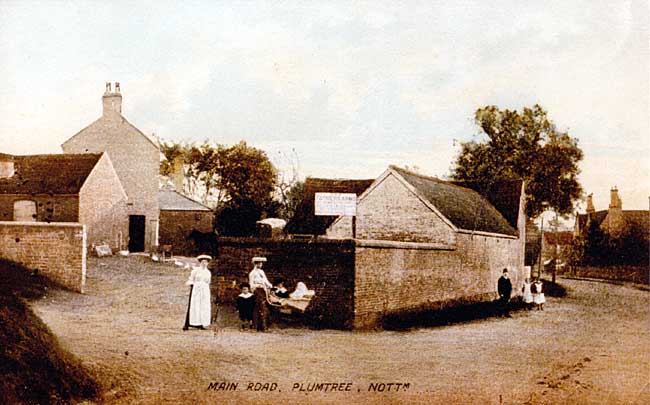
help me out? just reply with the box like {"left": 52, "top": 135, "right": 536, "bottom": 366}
{"left": 0, "top": 1, "right": 648, "bottom": 404}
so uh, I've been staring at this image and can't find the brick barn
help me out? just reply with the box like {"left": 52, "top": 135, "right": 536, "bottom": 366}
{"left": 61, "top": 82, "right": 160, "bottom": 252}
{"left": 158, "top": 188, "right": 214, "bottom": 256}
{"left": 218, "top": 166, "right": 526, "bottom": 329}
{"left": 0, "top": 152, "right": 128, "bottom": 251}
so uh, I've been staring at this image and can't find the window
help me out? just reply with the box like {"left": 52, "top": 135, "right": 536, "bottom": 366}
{"left": 14, "top": 200, "right": 37, "bottom": 222}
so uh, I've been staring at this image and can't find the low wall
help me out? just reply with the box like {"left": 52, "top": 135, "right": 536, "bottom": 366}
{"left": 561, "top": 265, "right": 649, "bottom": 285}
{"left": 0, "top": 221, "right": 86, "bottom": 293}
{"left": 215, "top": 237, "right": 356, "bottom": 329}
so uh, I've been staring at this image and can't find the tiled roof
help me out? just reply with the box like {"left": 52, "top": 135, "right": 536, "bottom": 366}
{"left": 390, "top": 166, "right": 518, "bottom": 236}
{"left": 158, "top": 189, "right": 211, "bottom": 211}
{"left": 544, "top": 231, "right": 573, "bottom": 245}
{"left": 576, "top": 209, "right": 649, "bottom": 241}
{"left": 285, "top": 178, "right": 374, "bottom": 235}
{"left": 450, "top": 179, "right": 523, "bottom": 231}
{"left": 0, "top": 153, "right": 101, "bottom": 195}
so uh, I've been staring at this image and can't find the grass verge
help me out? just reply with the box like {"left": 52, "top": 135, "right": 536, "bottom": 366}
{"left": 0, "top": 259, "right": 100, "bottom": 404}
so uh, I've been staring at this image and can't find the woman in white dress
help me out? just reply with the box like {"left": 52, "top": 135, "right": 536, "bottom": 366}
{"left": 532, "top": 278, "right": 545, "bottom": 311}
{"left": 522, "top": 278, "right": 534, "bottom": 310}
{"left": 183, "top": 254, "right": 212, "bottom": 330}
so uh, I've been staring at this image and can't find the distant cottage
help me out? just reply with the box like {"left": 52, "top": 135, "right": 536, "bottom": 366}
{"left": 575, "top": 188, "right": 649, "bottom": 241}
{"left": 0, "top": 152, "right": 128, "bottom": 249}
{"left": 61, "top": 83, "right": 160, "bottom": 252}
{"left": 574, "top": 188, "right": 649, "bottom": 265}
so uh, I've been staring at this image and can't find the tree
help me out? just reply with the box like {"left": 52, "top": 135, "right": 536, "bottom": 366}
{"left": 451, "top": 105, "right": 583, "bottom": 218}
{"left": 278, "top": 180, "right": 306, "bottom": 221}
{"left": 161, "top": 140, "right": 278, "bottom": 236}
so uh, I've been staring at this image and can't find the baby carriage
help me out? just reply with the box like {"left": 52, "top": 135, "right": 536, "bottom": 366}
{"left": 265, "top": 282, "right": 315, "bottom": 316}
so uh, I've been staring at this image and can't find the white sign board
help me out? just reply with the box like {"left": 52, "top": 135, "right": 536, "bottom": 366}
{"left": 315, "top": 193, "right": 357, "bottom": 216}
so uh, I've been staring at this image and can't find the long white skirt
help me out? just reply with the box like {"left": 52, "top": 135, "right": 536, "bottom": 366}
{"left": 523, "top": 285, "right": 533, "bottom": 303}
{"left": 188, "top": 282, "right": 211, "bottom": 327}
{"left": 533, "top": 292, "right": 546, "bottom": 305}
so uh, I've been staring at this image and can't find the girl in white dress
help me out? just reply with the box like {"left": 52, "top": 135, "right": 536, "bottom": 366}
{"left": 522, "top": 278, "right": 534, "bottom": 310}
{"left": 532, "top": 278, "right": 545, "bottom": 311}
{"left": 183, "top": 255, "right": 212, "bottom": 330}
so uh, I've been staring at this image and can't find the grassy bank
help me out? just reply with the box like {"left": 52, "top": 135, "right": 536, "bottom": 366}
{"left": 0, "top": 260, "right": 100, "bottom": 404}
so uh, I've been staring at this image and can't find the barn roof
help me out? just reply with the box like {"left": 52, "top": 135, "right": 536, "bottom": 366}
{"left": 450, "top": 178, "right": 523, "bottom": 231}
{"left": 389, "top": 166, "right": 519, "bottom": 236}
{"left": 0, "top": 153, "right": 102, "bottom": 195}
{"left": 158, "top": 189, "right": 212, "bottom": 211}
{"left": 285, "top": 178, "right": 374, "bottom": 235}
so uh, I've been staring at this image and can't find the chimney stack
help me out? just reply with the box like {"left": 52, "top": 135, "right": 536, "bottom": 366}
{"left": 586, "top": 193, "right": 595, "bottom": 214}
{"left": 171, "top": 155, "right": 185, "bottom": 193}
{"left": 102, "top": 81, "right": 122, "bottom": 116}
{"left": 609, "top": 186, "right": 622, "bottom": 209}
{"left": 0, "top": 153, "right": 14, "bottom": 178}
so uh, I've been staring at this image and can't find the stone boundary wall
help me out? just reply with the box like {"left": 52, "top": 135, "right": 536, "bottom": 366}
{"left": 354, "top": 239, "right": 498, "bottom": 329}
{"left": 561, "top": 265, "right": 649, "bottom": 285}
{"left": 0, "top": 221, "right": 86, "bottom": 292}
{"left": 215, "top": 237, "right": 356, "bottom": 329}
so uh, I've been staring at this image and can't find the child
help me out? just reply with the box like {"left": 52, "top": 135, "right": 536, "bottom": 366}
{"left": 532, "top": 278, "right": 545, "bottom": 310}
{"left": 522, "top": 277, "right": 534, "bottom": 310}
{"left": 272, "top": 279, "right": 290, "bottom": 298}
{"left": 236, "top": 283, "right": 254, "bottom": 329}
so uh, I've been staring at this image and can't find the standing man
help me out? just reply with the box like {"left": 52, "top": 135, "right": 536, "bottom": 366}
{"left": 497, "top": 268, "right": 513, "bottom": 318}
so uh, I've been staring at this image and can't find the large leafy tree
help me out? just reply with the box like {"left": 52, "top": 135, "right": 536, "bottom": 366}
{"left": 451, "top": 104, "right": 583, "bottom": 218}
{"left": 160, "top": 140, "right": 278, "bottom": 236}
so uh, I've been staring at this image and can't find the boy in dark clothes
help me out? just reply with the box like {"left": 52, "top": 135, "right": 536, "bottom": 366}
{"left": 236, "top": 283, "right": 254, "bottom": 329}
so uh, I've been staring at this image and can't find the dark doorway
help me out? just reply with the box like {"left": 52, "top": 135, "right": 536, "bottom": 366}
{"left": 128, "top": 215, "right": 146, "bottom": 252}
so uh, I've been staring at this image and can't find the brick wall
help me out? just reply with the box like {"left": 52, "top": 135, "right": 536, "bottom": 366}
{"left": 339, "top": 173, "right": 456, "bottom": 245}
{"left": 79, "top": 153, "right": 129, "bottom": 250}
{"left": 353, "top": 234, "right": 523, "bottom": 329}
{"left": 63, "top": 110, "right": 160, "bottom": 250}
{"left": 215, "top": 237, "right": 356, "bottom": 329}
{"left": 0, "top": 221, "right": 86, "bottom": 292}
{"left": 0, "top": 194, "right": 79, "bottom": 222}
{"left": 159, "top": 210, "right": 214, "bottom": 255}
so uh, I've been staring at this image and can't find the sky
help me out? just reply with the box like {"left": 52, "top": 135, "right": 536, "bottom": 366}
{"left": 0, "top": 0, "right": 648, "bottom": 213}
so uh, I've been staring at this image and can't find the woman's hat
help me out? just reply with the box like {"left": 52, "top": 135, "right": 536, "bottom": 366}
{"left": 251, "top": 256, "right": 267, "bottom": 263}
{"left": 197, "top": 254, "right": 212, "bottom": 261}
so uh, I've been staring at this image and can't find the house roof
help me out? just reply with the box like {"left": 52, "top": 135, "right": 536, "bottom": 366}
{"left": 576, "top": 209, "right": 649, "bottom": 240}
{"left": 544, "top": 231, "right": 573, "bottom": 245}
{"left": 576, "top": 210, "right": 608, "bottom": 231}
{"left": 62, "top": 115, "right": 160, "bottom": 151}
{"left": 623, "top": 210, "right": 650, "bottom": 236}
{"left": 0, "top": 153, "right": 102, "bottom": 195}
{"left": 285, "top": 178, "right": 374, "bottom": 235}
{"left": 158, "top": 189, "right": 212, "bottom": 211}
{"left": 389, "top": 166, "right": 519, "bottom": 236}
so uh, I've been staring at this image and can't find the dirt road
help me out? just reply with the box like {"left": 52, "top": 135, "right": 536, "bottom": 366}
{"left": 31, "top": 256, "right": 649, "bottom": 404}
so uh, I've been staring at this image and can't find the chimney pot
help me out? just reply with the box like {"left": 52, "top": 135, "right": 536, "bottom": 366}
{"left": 102, "top": 82, "right": 122, "bottom": 115}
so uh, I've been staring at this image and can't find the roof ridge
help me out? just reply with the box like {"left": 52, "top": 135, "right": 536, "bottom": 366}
{"left": 14, "top": 153, "right": 102, "bottom": 158}
{"left": 161, "top": 189, "right": 212, "bottom": 210}
{"left": 390, "top": 165, "right": 485, "bottom": 194}
{"left": 306, "top": 177, "right": 375, "bottom": 182}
